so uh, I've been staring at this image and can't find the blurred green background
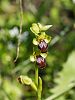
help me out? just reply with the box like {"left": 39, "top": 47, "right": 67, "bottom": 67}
{"left": 0, "top": 0, "right": 75, "bottom": 100}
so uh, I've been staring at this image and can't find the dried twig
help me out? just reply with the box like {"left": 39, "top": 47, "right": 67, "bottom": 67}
{"left": 14, "top": 0, "right": 23, "bottom": 62}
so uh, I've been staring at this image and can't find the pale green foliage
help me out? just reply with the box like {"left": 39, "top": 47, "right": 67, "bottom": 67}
{"left": 50, "top": 51, "right": 75, "bottom": 99}
{"left": 2, "top": 78, "right": 22, "bottom": 100}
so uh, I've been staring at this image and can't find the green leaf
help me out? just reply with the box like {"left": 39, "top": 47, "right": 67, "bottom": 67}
{"left": 49, "top": 51, "right": 75, "bottom": 99}
{"left": 38, "top": 77, "right": 42, "bottom": 92}
{"left": 2, "top": 78, "right": 22, "bottom": 100}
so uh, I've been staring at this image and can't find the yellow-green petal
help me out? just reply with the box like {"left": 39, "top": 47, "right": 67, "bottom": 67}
{"left": 40, "top": 53, "right": 48, "bottom": 58}
{"left": 30, "top": 23, "right": 40, "bottom": 34}
{"left": 44, "top": 36, "right": 51, "bottom": 43}
{"left": 41, "top": 25, "right": 52, "bottom": 31}
{"left": 33, "top": 38, "right": 39, "bottom": 45}
{"left": 30, "top": 55, "right": 35, "bottom": 62}
{"left": 38, "top": 23, "right": 52, "bottom": 31}
{"left": 38, "top": 32, "right": 46, "bottom": 40}
{"left": 38, "top": 23, "right": 43, "bottom": 30}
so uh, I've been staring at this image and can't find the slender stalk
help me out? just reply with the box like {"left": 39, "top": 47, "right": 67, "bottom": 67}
{"left": 35, "top": 65, "right": 39, "bottom": 100}
{"left": 35, "top": 65, "right": 38, "bottom": 87}
{"left": 38, "top": 91, "right": 41, "bottom": 100}
{"left": 38, "top": 77, "right": 42, "bottom": 100}
{"left": 45, "top": 82, "right": 75, "bottom": 100}
{"left": 14, "top": 0, "right": 23, "bottom": 62}
{"left": 35, "top": 64, "right": 42, "bottom": 100}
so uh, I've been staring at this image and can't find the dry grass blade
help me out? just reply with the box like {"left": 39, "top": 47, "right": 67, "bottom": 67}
{"left": 14, "top": 0, "right": 23, "bottom": 63}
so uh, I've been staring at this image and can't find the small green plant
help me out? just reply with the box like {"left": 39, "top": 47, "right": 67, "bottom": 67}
{"left": 18, "top": 23, "right": 52, "bottom": 100}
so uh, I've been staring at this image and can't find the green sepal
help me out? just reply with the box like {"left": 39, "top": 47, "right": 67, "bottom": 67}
{"left": 38, "top": 23, "right": 52, "bottom": 31}
{"left": 40, "top": 53, "right": 48, "bottom": 58}
{"left": 30, "top": 23, "right": 52, "bottom": 36}
{"left": 33, "top": 38, "right": 39, "bottom": 45}
{"left": 30, "top": 55, "right": 36, "bottom": 62}
{"left": 41, "top": 25, "right": 52, "bottom": 31}
{"left": 30, "top": 23, "right": 40, "bottom": 35}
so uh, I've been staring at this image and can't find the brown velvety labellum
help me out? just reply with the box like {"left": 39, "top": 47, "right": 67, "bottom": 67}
{"left": 36, "top": 55, "right": 46, "bottom": 68}
{"left": 38, "top": 40, "right": 48, "bottom": 53}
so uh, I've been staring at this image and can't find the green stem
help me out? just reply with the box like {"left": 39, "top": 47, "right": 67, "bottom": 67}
{"left": 35, "top": 65, "right": 38, "bottom": 87}
{"left": 35, "top": 65, "right": 42, "bottom": 100}
{"left": 38, "top": 91, "right": 41, "bottom": 100}
{"left": 45, "top": 82, "right": 75, "bottom": 100}
{"left": 38, "top": 77, "right": 42, "bottom": 100}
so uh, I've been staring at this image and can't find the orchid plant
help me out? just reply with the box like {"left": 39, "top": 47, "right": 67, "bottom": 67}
{"left": 18, "top": 23, "right": 52, "bottom": 100}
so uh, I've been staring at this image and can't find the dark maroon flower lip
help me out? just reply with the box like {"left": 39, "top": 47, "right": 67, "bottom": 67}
{"left": 36, "top": 55, "right": 46, "bottom": 68}
{"left": 38, "top": 40, "right": 48, "bottom": 53}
